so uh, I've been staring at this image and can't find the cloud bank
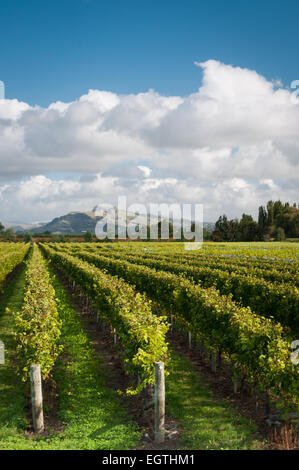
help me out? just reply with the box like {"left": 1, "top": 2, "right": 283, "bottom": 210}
{"left": 0, "top": 60, "right": 298, "bottom": 223}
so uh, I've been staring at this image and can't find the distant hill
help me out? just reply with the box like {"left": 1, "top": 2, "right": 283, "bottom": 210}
{"left": 11, "top": 206, "right": 215, "bottom": 235}
{"left": 30, "top": 211, "right": 100, "bottom": 234}
{"left": 7, "top": 222, "right": 46, "bottom": 233}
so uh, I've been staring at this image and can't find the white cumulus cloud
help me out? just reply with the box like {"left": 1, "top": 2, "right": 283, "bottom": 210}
{"left": 0, "top": 60, "right": 298, "bottom": 223}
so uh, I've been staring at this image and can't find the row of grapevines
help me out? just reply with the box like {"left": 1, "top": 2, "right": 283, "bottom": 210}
{"left": 175, "top": 250, "right": 298, "bottom": 275}
{"left": 0, "top": 243, "right": 30, "bottom": 292}
{"left": 0, "top": 244, "right": 23, "bottom": 257}
{"left": 63, "top": 241, "right": 299, "bottom": 276}
{"left": 197, "top": 243, "right": 299, "bottom": 261}
{"left": 13, "top": 245, "right": 63, "bottom": 381}
{"left": 40, "top": 244, "right": 169, "bottom": 393}
{"left": 53, "top": 243, "right": 298, "bottom": 405}
{"left": 189, "top": 252, "right": 299, "bottom": 271}
{"left": 90, "top": 241, "right": 299, "bottom": 261}
{"left": 77, "top": 243, "right": 298, "bottom": 286}
{"left": 57, "top": 244, "right": 299, "bottom": 334}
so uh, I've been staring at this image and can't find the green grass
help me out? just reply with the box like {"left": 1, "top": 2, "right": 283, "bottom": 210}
{"left": 0, "top": 262, "right": 141, "bottom": 450}
{"left": 166, "top": 350, "right": 265, "bottom": 450}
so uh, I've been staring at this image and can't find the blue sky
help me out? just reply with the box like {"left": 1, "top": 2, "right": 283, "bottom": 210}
{"left": 1, "top": 0, "right": 299, "bottom": 105}
{"left": 0, "top": 0, "right": 298, "bottom": 224}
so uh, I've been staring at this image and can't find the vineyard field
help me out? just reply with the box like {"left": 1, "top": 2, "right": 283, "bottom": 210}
{"left": 0, "top": 241, "right": 298, "bottom": 450}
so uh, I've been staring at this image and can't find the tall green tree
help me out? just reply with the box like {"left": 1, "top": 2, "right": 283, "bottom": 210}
{"left": 267, "top": 201, "right": 274, "bottom": 226}
{"left": 210, "top": 200, "right": 299, "bottom": 242}
{"left": 276, "top": 227, "right": 286, "bottom": 241}
{"left": 258, "top": 206, "right": 267, "bottom": 230}
{"left": 4, "top": 228, "right": 16, "bottom": 241}
{"left": 23, "top": 232, "right": 33, "bottom": 243}
{"left": 84, "top": 230, "right": 94, "bottom": 242}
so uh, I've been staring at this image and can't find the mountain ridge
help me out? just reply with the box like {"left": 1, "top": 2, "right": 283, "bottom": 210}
{"left": 10, "top": 207, "right": 215, "bottom": 234}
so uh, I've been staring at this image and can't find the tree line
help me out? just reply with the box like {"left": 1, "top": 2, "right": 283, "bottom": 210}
{"left": 212, "top": 200, "right": 299, "bottom": 242}
{"left": 1, "top": 200, "right": 298, "bottom": 243}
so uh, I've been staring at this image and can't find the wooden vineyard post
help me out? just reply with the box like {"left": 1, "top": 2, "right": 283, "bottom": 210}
{"left": 170, "top": 316, "right": 173, "bottom": 333}
{"left": 154, "top": 362, "right": 165, "bottom": 443}
{"left": 30, "top": 365, "right": 44, "bottom": 434}
{"left": 233, "top": 376, "right": 238, "bottom": 394}
{"left": 218, "top": 350, "right": 222, "bottom": 369}
{"left": 232, "top": 364, "right": 239, "bottom": 394}
{"left": 211, "top": 352, "right": 217, "bottom": 373}
{"left": 0, "top": 341, "right": 4, "bottom": 365}
{"left": 265, "top": 389, "right": 271, "bottom": 418}
{"left": 253, "top": 382, "right": 258, "bottom": 410}
{"left": 188, "top": 331, "right": 192, "bottom": 349}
